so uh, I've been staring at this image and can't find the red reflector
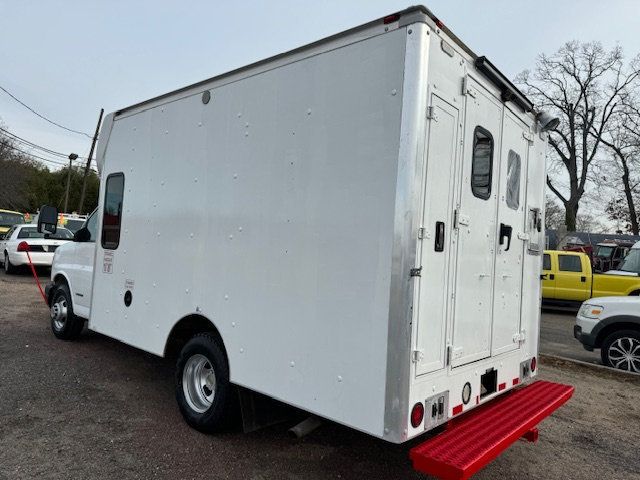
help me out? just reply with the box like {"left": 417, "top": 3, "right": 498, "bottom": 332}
{"left": 513, "top": 378, "right": 520, "bottom": 386}
{"left": 410, "top": 402, "right": 424, "bottom": 428}
{"left": 17, "top": 241, "right": 30, "bottom": 252}
{"left": 452, "top": 404, "right": 463, "bottom": 416}
{"left": 435, "top": 18, "right": 444, "bottom": 29}
{"left": 530, "top": 357, "right": 537, "bottom": 372}
{"left": 498, "top": 382, "right": 506, "bottom": 391}
{"left": 383, "top": 13, "right": 400, "bottom": 24}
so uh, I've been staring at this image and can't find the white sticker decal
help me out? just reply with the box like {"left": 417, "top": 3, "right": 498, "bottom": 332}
{"left": 125, "top": 279, "right": 134, "bottom": 290}
{"left": 103, "top": 251, "right": 114, "bottom": 274}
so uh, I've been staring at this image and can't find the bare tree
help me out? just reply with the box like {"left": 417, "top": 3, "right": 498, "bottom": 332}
{"left": 516, "top": 42, "right": 640, "bottom": 230}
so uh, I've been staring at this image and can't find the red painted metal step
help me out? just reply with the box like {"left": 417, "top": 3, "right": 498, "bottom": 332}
{"left": 410, "top": 380, "right": 574, "bottom": 479}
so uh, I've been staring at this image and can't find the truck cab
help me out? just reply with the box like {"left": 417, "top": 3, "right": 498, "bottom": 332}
{"left": 47, "top": 209, "right": 98, "bottom": 320}
{"left": 542, "top": 249, "right": 640, "bottom": 309}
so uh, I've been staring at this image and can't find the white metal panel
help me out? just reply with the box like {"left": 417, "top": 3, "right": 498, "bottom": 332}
{"left": 451, "top": 76, "right": 503, "bottom": 368}
{"left": 491, "top": 109, "right": 529, "bottom": 355}
{"left": 90, "top": 29, "right": 408, "bottom": 438}
{"left": 415, "top": 94, "right": 459, "bottom": 375}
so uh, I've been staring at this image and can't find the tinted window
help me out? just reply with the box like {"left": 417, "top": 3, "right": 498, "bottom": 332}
{"left": 85, "top": 210, "right": 98, "bottom": 242}
{"left": 558, "top": 255, "right": 582, "bottom": 272}
{"left": 471, "top": 127, "right": 494, "bottom": 200}
{"left": 17, "top": 227, "right": 73, "bottom": 240}
{"left": 543, "top": 254, "right": 551, "bottom": 271}
{"left": 102, "top": 173, "right": 124, "bottom": 249}
{"left": 506, "top": 150, "right": 521, "bottom": 210}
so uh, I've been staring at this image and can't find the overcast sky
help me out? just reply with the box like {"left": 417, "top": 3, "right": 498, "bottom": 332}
{"left": 1, "top": 0, "right": 638, "bottom": 172}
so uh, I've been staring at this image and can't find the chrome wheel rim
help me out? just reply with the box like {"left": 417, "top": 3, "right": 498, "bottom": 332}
{"left": 51, "top": 297, "right": 68, "bottom": 331}
{"left": 608, "top": 337, "right": 640, "bottom": 373}
{"left": 182, "top": 354, "right": 216, "bottom": 413}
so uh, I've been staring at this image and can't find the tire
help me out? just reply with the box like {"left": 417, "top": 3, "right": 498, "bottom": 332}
{"left": 600, "top": 330, "right": 640, "bottom": 373}
{"left": 4, "top": 252, "right": 16, "bottom": 274}
{"left": 50, "top": 283, "right": 84, "bottom": 340}
{"left": 175, "top": 333, "right": 237, "bottom": 433}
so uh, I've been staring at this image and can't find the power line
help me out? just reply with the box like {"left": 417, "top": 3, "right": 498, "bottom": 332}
{"left": 0, "top": 126, "right": 84, "bottom": 159}
{"left": 1, "top": 141, "right": 97, "bottom": 172}
{"left": 0, "top": 84, "right": 93, "bottom": 138}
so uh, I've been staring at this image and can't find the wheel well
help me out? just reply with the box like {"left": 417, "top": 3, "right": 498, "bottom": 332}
{"left": 164, "top": 314, "right": 226, "bottom": 360}
{"left": 629, "top": 290, "right": 640, "bottom": 296}
{"left": 53, "top": 274, "right": 69, "bottom": 286}
{"left": 595, "top": 322, "right": 640, "bottom": 348}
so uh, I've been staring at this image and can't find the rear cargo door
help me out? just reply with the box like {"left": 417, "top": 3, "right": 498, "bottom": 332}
{"left": 491, "top": 108, "right": 529, "bottom": 356}
{"left": 415, "top": 94, "right": 459, "bottom": 376}
{"left": 451, "top": 77, "right": 502, "bottom": 368}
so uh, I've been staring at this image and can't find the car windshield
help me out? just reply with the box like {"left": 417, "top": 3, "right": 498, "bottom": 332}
{"left": 17, "top": 227, "right": 73, "bottom": 240}
{"left": 618, "top": 249, "right": 640, "bottom": 273}
{"left": 63, "top": 219, "right": 85, "bottom": 233}
{"left": 595, "top": 245, "right": 614, "bottom": 258}
{"left": 0, "top": 212, "right": 25, "bottom": 227}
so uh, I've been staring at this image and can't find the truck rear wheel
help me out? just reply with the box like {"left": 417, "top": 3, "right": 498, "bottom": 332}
{"left": 4, "top": 252, "right": 16, "bottom": 274}
{"left": 175, "top": 333, "right": 236, "bottom": 432}
{"left": 50, "top": 284, "right": 84, "bottom": 340}
{"left": 600, "top": 330, "right": 640, "bottom": 373}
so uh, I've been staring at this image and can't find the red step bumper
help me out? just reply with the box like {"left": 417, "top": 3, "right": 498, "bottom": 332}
{"left": 409, "top": 380, "right": 574, "bottom": 479}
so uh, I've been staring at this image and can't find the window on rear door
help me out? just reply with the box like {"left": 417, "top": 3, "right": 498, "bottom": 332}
{"left": 543, "top": 253, "right": 551, "bottom": 271}
{"left": 102, "top": 173, "right": 124, "bottom": 249}
{"left": 506, "top": 150, "right": 521, "bottom": 210}
{"left": 558, "top": 255, "right": 582, "bottom": 272}
{"left": 471, "top": 126, "right": 494, "bottom": 200}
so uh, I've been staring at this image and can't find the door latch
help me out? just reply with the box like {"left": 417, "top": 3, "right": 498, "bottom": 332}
{"left": 412, "top": 350, "right": 424, "bottom": 363}
{"left": 410, "top": 267, "right": 422, "bottom": 277}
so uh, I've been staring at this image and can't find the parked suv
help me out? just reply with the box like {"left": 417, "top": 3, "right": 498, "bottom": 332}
{"left": 575, "top": 297, "right": 640, "bottom": 373}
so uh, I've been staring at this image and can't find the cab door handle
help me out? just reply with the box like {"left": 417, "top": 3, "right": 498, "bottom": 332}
{"left": 434, "top": 221, "right": 445, "bottom": 252}
{"left": 581, "top": 276, "right": 586, "bottom": 282}
{"left": 499, "top": 223, "right": 512, "bottom": 251}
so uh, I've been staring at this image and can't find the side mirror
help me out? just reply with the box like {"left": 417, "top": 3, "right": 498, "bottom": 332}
{"left": 0, "top": 233, "right": 5, "bottom": 240}
{"left": 37, "top": 205, "right": 58, "bottom": 234}
{"left": 74, "top": 227, "right": 91, "bottom": 243}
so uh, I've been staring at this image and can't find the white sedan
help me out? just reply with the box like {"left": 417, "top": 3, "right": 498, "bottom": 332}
{"left": 0, "top": 224, "right": 73, "bottom": 274}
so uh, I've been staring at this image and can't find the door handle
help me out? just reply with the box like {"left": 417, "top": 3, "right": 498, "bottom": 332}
{"left": 549, "top": 274, "right": 555, "bottom": 280}
{"left": 499, "top": 223, "right": 513, "bottom": 251}
{"left": 540, "top": 274, "right": 548, "bottom": 280}
{"left": 580, "top": 276, "right": 586, "bottom": 283}
{"left": 434, "top": 221, "right": 445, "bottom": 252}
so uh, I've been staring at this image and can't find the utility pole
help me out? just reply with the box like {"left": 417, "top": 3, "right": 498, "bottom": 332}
{"left": 63, "top": 153, "right": 78, "bottom": 213}
{"left": 77, "top": 108, "right": 104, "bottom": 214}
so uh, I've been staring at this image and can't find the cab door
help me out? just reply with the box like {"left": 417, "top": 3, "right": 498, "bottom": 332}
{"left": 491, "top": 108, "right": 529, "bottom": 356}
{"left": 554, "top": 253, "right": 590, "bottom": 301}
{"left": 541, "top": 252, "right": 556, "bottom": 299}
{"left": 451, "top": 77, "right": 502, "bottom": 368}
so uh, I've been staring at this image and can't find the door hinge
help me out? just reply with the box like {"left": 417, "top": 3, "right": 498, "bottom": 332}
{"left": 427, "top": 106, "right": 438, "bottom": 121}
{"left": 418, "top": 227, "right": 426, "bottom": 240}
{"left": 461, "top": 76, "right": 476, "bottom": 98}
{"left": 522, "top": 131, "right": 534, "bottom": 143}
{"left": 412, "top": 350, "right": 424, "bottom": 363}
{"left": 517, "top": 232, "right": 530, "bottom": 241}
{"left": 410, "top": 266, "right": 422, "bottom": 277}
{"left": 512, "top": 331, "right": 526, "bottom": 344}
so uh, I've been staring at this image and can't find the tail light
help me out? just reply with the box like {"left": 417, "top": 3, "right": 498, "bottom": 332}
{"left": 17, "top": 241, "right": 30, "bottom": 252}
{"left": 530, "top": 357, "right": 537, "bottom": 372}
{"left": 411, "top": 402, "right": 425, "bottom": 428}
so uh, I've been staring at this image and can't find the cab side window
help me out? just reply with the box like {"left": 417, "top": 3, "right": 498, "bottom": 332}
{"left": 543, "top": 253, "right": 551, "bottom": 271}
{"left": 85, "top": 210, "right": 98, "bottom": 242}
{"left": 558, "top": 255, "right": 582, "bottom": 272}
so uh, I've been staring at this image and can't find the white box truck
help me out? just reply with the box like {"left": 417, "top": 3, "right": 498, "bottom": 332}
{"left": 40, "top": 6, "right": 572, "bottom": 477}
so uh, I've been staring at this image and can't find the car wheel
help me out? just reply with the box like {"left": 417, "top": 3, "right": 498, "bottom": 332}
{"left": 4, "top": 252, "right": 16, "bottom": 274}
{"left": 50, "top": 283, "right": 84, "bottom": 340}
{"left": 175, "top": 333, "right": 237, "bottom": 433}
{"left": 601, "top": 330, "right": 640, "bottom": 373}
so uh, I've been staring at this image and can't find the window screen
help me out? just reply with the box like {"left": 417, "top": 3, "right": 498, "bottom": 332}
{"left": 543, "top": 254, "right": 551, "bottom": 271}
{"left": 558, "top": 255, "right": 582, "bottom": 272}
{"left": 471, "top": 127, "right": 493, "bottom": 200}
{"left": 102, "top": 173, "right": 124, "bottom": 249}
{"left": 506, "top": 150, "right": 521, "bottom": 210}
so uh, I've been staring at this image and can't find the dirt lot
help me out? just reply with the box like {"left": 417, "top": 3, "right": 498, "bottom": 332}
{"left": 1, "top": 269, "right": 639, "bottom": 480}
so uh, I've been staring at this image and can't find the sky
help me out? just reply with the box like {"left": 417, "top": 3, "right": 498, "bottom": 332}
{"left": 1, "top": 0, "right": 639, "bottom": 173}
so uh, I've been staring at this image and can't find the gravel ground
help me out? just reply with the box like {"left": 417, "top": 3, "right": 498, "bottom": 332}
{"left": 1, "top": 269, "right": 639, "bottom": 480}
